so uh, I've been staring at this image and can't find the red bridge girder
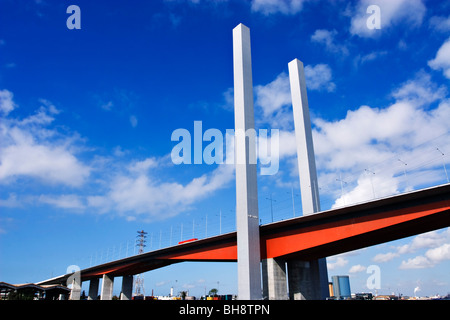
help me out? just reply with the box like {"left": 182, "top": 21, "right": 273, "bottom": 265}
{"left": 38, "top": 184, "right": 450, "bottom": 284}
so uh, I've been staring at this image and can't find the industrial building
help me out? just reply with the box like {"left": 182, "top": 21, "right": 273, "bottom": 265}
{"left": 0, "top": 282, "right": 70, "bottom": 300}
{"left": 331, "top": 276, "right": 351, "bottom": 300}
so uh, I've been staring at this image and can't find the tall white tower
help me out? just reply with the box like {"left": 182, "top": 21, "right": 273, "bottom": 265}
{"left": 288, "top": 59, "right": 320, "bottom": 215}
{"left": 233, "top": 23, "right": 262, "bottom": 300}
{"left": 288, "top": 59, "right": 329, "bottom": 300}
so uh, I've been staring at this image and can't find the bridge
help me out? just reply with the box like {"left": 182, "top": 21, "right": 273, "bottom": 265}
{"left": 37, "top": 183, "right": 450, "bottom": 299}
{"left": 34, "top": 23, "right": 450, "bottom": 300}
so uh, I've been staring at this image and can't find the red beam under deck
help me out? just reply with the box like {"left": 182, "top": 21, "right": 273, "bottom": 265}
{"left": 160, "top": 200, "right": 450, "bottom": 262}
{"left": 159, "top": 239, "right": 238, "bottom": 261}
{"left": 261, "top": 200, "right": 450, "bottom": 260}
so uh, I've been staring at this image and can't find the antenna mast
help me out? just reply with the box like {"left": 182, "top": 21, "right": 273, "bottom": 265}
{"left": 134, "top": 230, "right": 147, "bottom": 297}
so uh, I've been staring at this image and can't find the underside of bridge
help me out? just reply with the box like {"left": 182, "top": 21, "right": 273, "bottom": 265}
{"left": 37, "top": 184, "right": 450, "bottom": 300}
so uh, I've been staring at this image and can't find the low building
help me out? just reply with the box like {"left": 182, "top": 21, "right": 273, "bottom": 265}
{"left": 0, "top": 282, "right": 71, "bottom": 300}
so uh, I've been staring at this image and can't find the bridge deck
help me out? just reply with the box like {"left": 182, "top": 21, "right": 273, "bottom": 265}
{"left": 38, "top": 183, "right": 450, "bottom": 285}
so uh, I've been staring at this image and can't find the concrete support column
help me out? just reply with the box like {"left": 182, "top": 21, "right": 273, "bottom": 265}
{"left": 262, "top": 258, "right": 288, "bottom": 300}
{"left": 287, "top": 260, "right": 317, "bottom": 300}
{"left": 100, "top": 274, "right": 114, "bottom": 300}
{"left": 88, "top": 278, "right": 99, "bottom": 300}
{"left": 69, "top": 278, "right": 81, "bottom": 300}
{"left": 287, "top": 259, "right": 328, "bottom": 300}
{"left": 120, "top": 275, "right": 133, "bottom": 300}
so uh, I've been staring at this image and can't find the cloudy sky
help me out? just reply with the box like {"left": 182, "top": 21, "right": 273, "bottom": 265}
{"left": 1, "top": 0, "right": 450, "bottom": 298}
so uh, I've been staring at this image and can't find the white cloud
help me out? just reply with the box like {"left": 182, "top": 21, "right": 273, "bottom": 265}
{"left": 370, "top": 228, "right": 450, "bottom": 269}
{"left": 332, "top": 171, "right": 399, "bottom": 208}
{"left": 372, "top": 231, "right": 444, "bottom": 264}
{"left": 399, "top": 232, "right": 450, "bottom": 269}
{"left": 425, "top": 243, "right": 450, "bottom": 263}
{"left": 304, "top": 64, "right": 336, "bottom": 92}
{"left": 276, "top": 130, "right": 297, "bottom": 159}
{"left": 0, "top": 142, "right": 89, "bottom": 187}
{"left": 254, "top": 73, "right": 292, "bottom": 119}
{"left": 0, "top": 90, "right": 237, "bottom": 221}
{"left": 353, "top": 50, "right": 387, "bottom": 66}
{"left": 429, "top": 16, "right": 450, "bottom": 33}
{"left": 0, "top": 193, "right": 21, "bottom": 208}
{"left": 428, "top": 37, "right": 450, "bottom": 79}
{"left": 129, "top": 115, "right": 138, "bottom": 127}
{"left": 88, "top": 162, "right": 235, "bottom": 220}
{"left": 0, "top": 97, "right": 91, "bottom": 187}
{"left": 254, "top": 64, "right": 335, "bottom": 122}
{"left": 312, "top": 72, "right": 450, "bottom": 207}
{"left": 100, "top": 101, "right": 113, "bottom": 111}
{"left": 128, "top": 157, "right": 159, "bottom": 173}
{"left": 327, "top": 256, "right": 348, "bottom": 270}
{"left": 0, "top": 89, "right": 17, "bottom": 115}
{"left": 311, "top": 29, "right": 348, "bottom": 56}
{"left": 400, "top": 229, "right": 450, "bottom": 254}
{"left": 399, "top": 255, "right": 433, "bottom": 269}
{"left": 18, "top": 104, "right": 59, "bottom": 126}
{"left": 349, "top": 264, "right": 366, "bottom": 273}
{"left": 253, "top": 67, "right": 335, "bottom": 130}
{"left": 251, "top": 0, "right": 305, "bottom": 15}
{"left": 350, "top": 0, "right": 426, "bottom": 37}
{"left": 399, "top": 242, "right": 450, "bottom": 269}
{"left": 391, "top": 71, "right": 447, "bottom": 105}
{"left": 221, "top": 87, "right": 234, "bottom": 112}
{"left": 39, "top": 194, "right": 86, "bottom": 210}
{"left": 373, "top": 251, "right": 399, "bottom": 263}
{"left": 254, "top": 69, "right": 450, "bottom": 208}
{"left": 313, "top": 103, "right": 412, "bottom": 170}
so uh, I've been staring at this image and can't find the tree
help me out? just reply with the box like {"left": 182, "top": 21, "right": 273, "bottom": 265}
{"left": 208, "top": 288, "right": 218, "bottom": 297}
{"left": 179, "top": 291, "right": 188, "bottom": 300}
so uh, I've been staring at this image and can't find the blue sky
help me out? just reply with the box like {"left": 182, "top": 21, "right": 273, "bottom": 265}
{"left": 1, "top": 0, "right": 450, "bottom": 298}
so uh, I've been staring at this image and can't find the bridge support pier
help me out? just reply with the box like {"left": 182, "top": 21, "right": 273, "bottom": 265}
{"left": 88, "top": 278, "right": 99, "bottom": 300}
{"left": 287, "top": 258, "right": 328, "bottom": 300}
{"left": 100, "top": 273, "right": 114, "bottom": 300}
{"left": 120, "top": 275, "right": 133, "bottom": 300}
{"left": 68, "top": 277, "right": 81, "bottom": 300}
{"left": 262, "top": 258, "right": 288, "bottom": 300}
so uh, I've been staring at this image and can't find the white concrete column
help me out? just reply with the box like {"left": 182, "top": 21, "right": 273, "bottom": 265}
{"left": 233, "top": 23, "right": 262, "bottom": 300}
{"left": 69, "top": 277, "right": 81, "bottom": 300}
{"left": 262, "top": 258, "right": 288, "bottom": 300}
{"left": 88, "top": 278, "right": 99, "bottom": 300}
{"left": 287, "top": 260, "right": 321, "bottom": 300}
{"left": 120, "top": 275, "right": 133, "bottom": 300}
{"left": 288, "top": 59, "right": 320, "bottom": 216}
{"left": 100, "top": 274, "right": 114, "bottom": 300}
